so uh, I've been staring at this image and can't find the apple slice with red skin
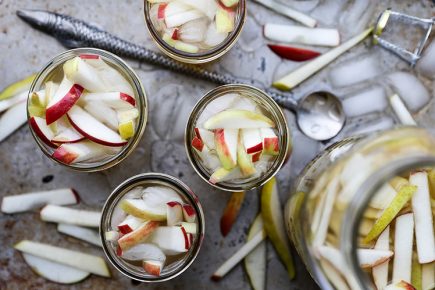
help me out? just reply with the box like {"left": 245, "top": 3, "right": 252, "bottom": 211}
{"left": 143, "top": 260, "right": 164, "bottom": 276}
{"left": 261, "top": 128, "right": 279, "bottom": 155}
{"left": 241, "top": 128, "right": 263, "bottom": 154}
{"left": 195, "top": 128, "right": 215, "bottom": 150}
{"left": 63, "top": 57, "right": 107, "bottom": 92}
{"left": 268, "top": 44, "right": 321, "bottom": 62}
{"left": 67, "top": 105, "right": 127, "bottom": 147}
{"left": 182, "top": 204, "right": 196, "bottom": 223}
{"left": 220, "top": 191, "right": 245, "bottom": 236}
{"left": 167, "top": 201, "right": 183, "bottom": 226}
{"left": 358, "top": 249, "right": 394, "bottom": 268}
{"left": 118, "top": 221, "right": 160, "bottom": 251}
{"left": 40, "top": 204, "right": 101, "bottom": 228}
{"left": 384, "top": 281, "right": 416, "bottom": 290}
{"left": 45, "top": 77, "right": 84, "bottom": 125}
{"left": 29, "top": 116, "right": 57, "bottom": 148}
{"left": 251, "top": 151, "right": 262, "bottom": 163}
{"left": 149, "top": 226, "right": 190, "bottom": 255}
{"left": 157, "top": 3, "right": 167, "bottom": 19}
{"left": 121, "top": 243, "right": 166, "bottom": 263}
{"left": 81, "top": 92, "right": 135, "bottom": 110}
{"left": 51, "top": 117, "right": 84, "bottom": 144}
{"left": 52, "top": 141, "right": 118, "bottom": 165}
{"left": 215, "top": 128, "right": 238, "bottom": 170}
{"left": 191, "top": 136, "right": 204, "bottom": 151}
{"left": 117, "top": 215, "right": 146, "bottom": 234}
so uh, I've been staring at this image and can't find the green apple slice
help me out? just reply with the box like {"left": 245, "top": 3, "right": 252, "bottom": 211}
{"left": 244, "top": 214, "right": 266, "bottom": 290}
{"left": 0, "top": 74, "right": 36, "bottom": 101}
{"left": 261, "top": 177, "right": 295, "bottom": 279}
{"left": 363, "top": 184, "right": 416, "bottom": 243}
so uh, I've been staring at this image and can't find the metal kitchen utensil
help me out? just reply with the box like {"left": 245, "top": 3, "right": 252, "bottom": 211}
{"left": 373, "top": 9, "right": 434, "bottom": 66}
{"left": 16, "top": 9, "right": 345, "bottom": 141}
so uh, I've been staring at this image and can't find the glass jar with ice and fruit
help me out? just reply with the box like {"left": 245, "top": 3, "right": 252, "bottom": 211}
{"left": 28, "top": 48, "right": 147, "bottom": 171}
{"left": 185, "top": 84, "right": 291, "bottom": 191}
{"left": 100, "top": 173, "right": 204, "bottom": 282}
{"left": 285, "top": 127, "right": 435, "bottom": 290}
{"left": 144, "top": 0, "right": 246, "bottom": 63}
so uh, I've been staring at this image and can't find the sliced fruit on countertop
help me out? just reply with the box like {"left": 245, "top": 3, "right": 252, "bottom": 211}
{"left": 0, "top": 101, "right": 27, "bottom": 143}
{"left": 212, "top": 229, "right": 266, "bottom": 281}
{"left": 384, "top": 281, "right": 416, "bottom": 290}
{"left": 22, "top": 253, "right": 90, "bottom": 284}
{"left": 0, "top": 90, "right": 28, "bottom": 113}
{"left": 267, "top": 44, "right": 321, "bottom": 62}
{"left": 29, "top": 116, "right": 57, "bottom": 148}
{"left": 0, "top": 73, "right": 35, "bottom": 101}
{"left": 261, "top": 177, "right": 295, "bottom": 279}
{"left": 167, "top": 201, "right": 183, "bottom": 226}
{"left": 273, "top": 27, "right": 373, "bottom": 91}
{"left": 392, "top": 213, "right": 414, "bottom": 284}
{"left": 15, "top": 240, "right": 110, "bottom": 277}
{"left": 358, "top": 249, "right": 394, "bottom": 268}
{"left": 363, "top": 185, "right": 417, "bottom": 243}
{"left": 118, "top": 221, "right": 160, "bottom": 251}
{"left": 67, "top": 105, "right": 127, "bottom": 147}
{"left": 57, "top": 224, "right": 102, "bottom": 247}
{"left": 260, "top": 128, "right": 279, "bottom": 155}
{"left": 117, "top": 215, "right": 146, "bottom": 234}
{"left": 220, "top": 191, "right": 245, "bottom": 236}
{"left": 409, "top": 171, "right": 435, "bottom": 264}
{"left": 52, "top": 141, "right": 118, "bottom": 164}
{"left": 182, "top": 204, "right": 197, "bottom": 223}
{"left": 204, "top": 110, "right": 275, "bottom": 129}
{"left": 1, "top": 188, "right": 79, "bottom": 214}
{"left": 40, "top": 204, "right": 101, "bottom": 227}
{"left": 82, "top": 92, "right": 136, "bottom": 109}
{"left": 372, "top": 226, "right": 390, "bottom": 290}
{"left": 244, "top": 214, "right": 266, "bottom": 290}
{"left": 215, "top": 128, "right": 238, "bottom": 170}
{"left": 63, "top": 56, "right": 107, "bottom": 92}
{"left": 264, "top": 24, "right": 340, "bottom": 47}
{"left": 149, "top": 226, "right": 190, "bottom": 255}
{"left": 143, "top": 260, "right": 165, "bottom": 276}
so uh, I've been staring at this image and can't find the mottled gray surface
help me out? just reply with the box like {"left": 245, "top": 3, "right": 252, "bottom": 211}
{"left": 0, "top": 0, "right": 434, "bottom": 290}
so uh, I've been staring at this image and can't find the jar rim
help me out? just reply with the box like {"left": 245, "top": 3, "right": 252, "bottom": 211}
{"left": 28, "top": 47, "right": 148, "bottom": 172}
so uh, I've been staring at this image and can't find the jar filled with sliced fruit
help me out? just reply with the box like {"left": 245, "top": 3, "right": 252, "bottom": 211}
{"left": 185, "top": 84, "right": 291, "bottom": 191}
{"left": 28, "top": 48, "right": 147, "bottom": 171}
{"left": 144, "top": 0, "right": 246, "bottom": 63}
{"left": 285, "top": 127, "right": 435, "bottom": 290}
{"left": 100, "top": 173, "right": 204, "bottom": 282}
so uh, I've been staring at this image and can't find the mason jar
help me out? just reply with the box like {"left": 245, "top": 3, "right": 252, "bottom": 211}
{"left": 100, "top": 173, "right": 205, "bottom": 282}
{"left": 285, "top": 127, "right": 435, "bottom": 290}
{"left": 185, "top": 84, "right": 292, "bottom": 192}
{"left": 28, "top": 48, "right": 148, "bottom": 172}
{"left": 143, "top": 0, "right": 246, "bottom": 64}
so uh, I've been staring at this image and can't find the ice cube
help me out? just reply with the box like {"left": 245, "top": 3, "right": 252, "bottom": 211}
{"left": 385, "top": 71, "right": 430, "bottom": 112}
{"left": 416, "top": 40, "right": 435, "bottom": 79}
{"left": 342, "top": 86, "right": 387, "bottom": 117}
{"left": 328, "top": 54, "right": 382, "bottom": 87}
{"left": 196, "top": 93, "right": 239, "bottom": 126}
{"left": 179, "top": 18, "right": 208, "bottom": 43}
{"left": 339, "top": 0, "right": 376, "bottom": 37}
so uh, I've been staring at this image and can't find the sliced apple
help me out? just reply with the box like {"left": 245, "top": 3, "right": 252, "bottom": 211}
{"left": 220, "top": 191, "right": 245, "bottom": 236}
{"left": 409, "top": 171, "right": 435, "bottom": 263}
{"left": 119, "top": 120, "right": 136, "bottom": 139}
{"left": 178, "top": 0, "right": 217, "bottom": 19}
{"left": 364, "top": 185, "right": 417, "bottom": 243}
{"left": 237, "top": 137, "right": 256, "bottom": 177}
{"left": 373, "top": 226, "right": 390, "bottom": 290}
{"left": 149, "top": 226, "right": 190, "bottom": 255}
{"left": 57, "top": 224, "right": 102, "bottom": 247}
{"left": 221, "top": 0, "right": 239, "bottom": 8}
{"left": 244, "top": 214, "right": 266, "bottom": 290}
{"left": 241, "top": 128, "right": 263, "bottom": 154}
{"left": 52, "top": 140, "right": 117, "bottom": 164}
{"left": 204, "top": 110, "right": 275, "bottom": 129}
{"left": 195, "top": 127, "right": 215, "bottom": 150}
{"left": 261, "top": 177, "right": 295, "bottom": 279}
{"left": 215, "top": 128, "right": 238, "bottom": 170}
{"left": 273, "top": 28, "right": 373, "bottom": 90}
{"left": 0, "top": 90, "right": 28, "bottom": 113}
{"left": 83, "top": 101, "right": 118, "bottom": 131}
{"left": 370, "top": 183, "right": 397, "bottom": 210}
{"left": 117, "top": 108, "right": 139, "bottom": 123}
{"left": 40, "top": 204, "right": 101, "bottom": 227}
{"left": 358, "top": 249, "right": 394, "bottom": 268}
{"left": 182, "top": 204, "right": 196, "bottom": 223}
{"left": 117, "top": 215, "right": 146, "bottom": 234}
{"left": 67, "top": 105, "right": 127, "bottom": 147}
{"left": 0, "top": 74, "right": 35, "bottom": 101}
{"left": 384, "top": 281, "right": 416, "bottom": 290}
{"left": 63, "top": 56, "right": 107, "bottom": 92}
{"left": 191, "top": 136, "right": 204, "bottom": 151}
{"left": 118, "top": 221, "right": 159, "bottom": 251}
{"left": 422, "top": 262, "right": 435, "bottom": 290}
{"left": 319, "top": 258, "right": 350, "bottom": 290}
{"left": 215, "top": 5, "right": 235, "bottom": 33}
{"left": 167, "top": 201, "right": 183, "bottom": 226}
{"left": 0, "top": 101, "right": 27, "bottom": 143}
{"left": 165, "top": 10, "right": 203, "bottom": 28}
{"left": 260, "top": 128, "right": 279, "bottom": 155}
{"left": 81, "top": 92, "right": 135, "bottom": 109}
{"left": 174, "top": 40, "right": 199, "bottom": 53}
{"left": 15, "top": 240, "right": 110, "bottom": 277}
{"left": 175, "top": 222, "right": 197, "bottom": 234}
{"left": 120, "top": 243, "right": 166, "bottom": 263}
{"left": 209, "top": 167, "right": 244, "bottom": 184}
{"left": 392, "top": 213, "right": 414, "bottom": 284}
{"left": 1, "top": 188, "right": 79, "bottom": 214}
{"left": 267, "top": 44, "right": 321, "bottom": 62}
{"left": 143, "top": 260, "right": 165, "bottom": 276}
{"left": 45, "top": 77, "right": 84, "bottom": 125}
{"left": 51, "top": 117, "right": 84, "bottom": 144}
{"left": 22, "top": 253, "right": 90, "bottom": 284}
{"left": 29, "top": 116, "right": 57, "bottom": 148}
{"left": 120, "top": 199, "right": 166, "bottom": 221}
{"left": 211, "top": 229, "right": 266, "bottom": 281}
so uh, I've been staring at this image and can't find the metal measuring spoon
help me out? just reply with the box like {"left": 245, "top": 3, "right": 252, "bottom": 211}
{"left": 279, "top": 91, "right": 345, "bottom": 141}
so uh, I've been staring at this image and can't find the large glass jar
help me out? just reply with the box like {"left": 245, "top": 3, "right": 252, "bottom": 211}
{"left": 285, "top": 127, "right": 435, "bottom": 290}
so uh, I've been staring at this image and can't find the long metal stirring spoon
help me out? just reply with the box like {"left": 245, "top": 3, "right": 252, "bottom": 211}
{"left": 16, "top": 9, "right": 346, "bottom": 141}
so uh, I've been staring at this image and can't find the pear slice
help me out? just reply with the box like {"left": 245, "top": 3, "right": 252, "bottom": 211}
{"left": 392, "top": 213, "right": 414, "bottom": 284}
{"left": 364, "top": 185, "right": 417, "bottom": 243}
{"left": 384, "top": 281, "right": 417, "bottom": 290}
{"left": 427, "top": 170, "right": 435, "bottom": 199}
{"left": 373, "top": 226, "right": 390, "bottom": 290}
{"left": 244, "top": 215, "right": 266, "bottom": 290}
{"left": 422, "top": 262, "right": 434, "bottom": 290}
{"left": 261, "top": 177, "right": 295, "bottom": 279}
{"left": 411, "top": 254, "right": 422, "bottom": 290}
{"left": 120, "top": 199, "right": 166, "bottom": 221}
{"left": 389, "top": 176, "right": 410, "bottom": 191}
{"left": 204, "top": 110, "right": 275, "bottom": 130}
{"left": 319, "top": 258, "right": 350, "bottom": 290}
{"left": 0, "top": 74, "right": 35, "bottom": 101}
{"left": 370, "top": 183, "right": 397, "bottom": 210}
{"left": 220, "top": 191, "right": 245, "bottom": 236}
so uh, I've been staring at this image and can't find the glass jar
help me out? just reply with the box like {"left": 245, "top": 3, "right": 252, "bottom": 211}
{"left": 28, "top": 48, "right": 148, "bottom": 172}
{"left": 185, "top": 84, "right": 292, "bottom": 192}
{"left": 100, "top": 173, "right": 205, "bottom": 282}
{"left": 143, "top": 0, "right": 246, "bottom": 64}
{"left": 285, "top": 127, "right": 435, "bottom": 290}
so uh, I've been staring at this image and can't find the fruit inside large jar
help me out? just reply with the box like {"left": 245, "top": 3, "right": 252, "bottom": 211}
{"left": 303, "top": 128, "right": 435, "bottom": 290}
{"left": 147, "top": 0, "right": 240, "bottom": 54}
{"left": 105, "top": 184, "right": 199, "bottom": 277}
{"left": 190, "top": 92, "right": 282, "bottom": 185}
{"left": 29, "top": 53, "right": 140, "bottom": 165}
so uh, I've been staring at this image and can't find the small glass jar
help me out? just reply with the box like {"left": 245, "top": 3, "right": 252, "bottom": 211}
{"left": 143, "top": 0, "right": 246, "bottom": 64}
{"left": 28, "top": 48, "right": 148, "bottom": 172}
{"left": 285, "top": 127, "right": 435, "bottom": 290}
{"left": 185, "top": 84, "right": 292, "bottom": 192}
{"left": 100, "top": 173, "right": 205, "bottom": 282}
